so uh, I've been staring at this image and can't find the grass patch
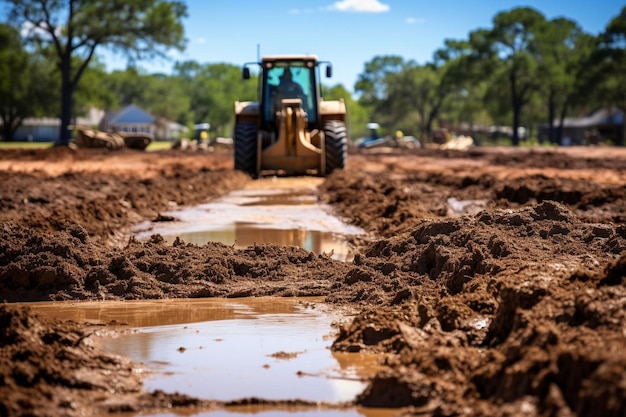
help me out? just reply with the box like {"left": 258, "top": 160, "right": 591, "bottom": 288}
{"left": 0, "top": 141, "right": 53, "bottom": 149}
{"left": 0, "top": 140, "right": 174, "bottom": 151}
{"left": 146, "top": 141, "right": 173, "bottom": 151}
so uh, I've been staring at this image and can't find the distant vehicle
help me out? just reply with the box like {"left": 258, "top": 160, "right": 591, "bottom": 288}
{"left": 356, "top": 123, "right": 421, "bottom": 149}
{"left": 193, "top": 123, "right": 210, "bottom": 144}
{"left": 72, "top": 125, "right": 152, "bottom": 150}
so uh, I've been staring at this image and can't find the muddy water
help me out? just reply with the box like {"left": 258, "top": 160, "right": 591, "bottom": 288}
{"left": 24, "top": 179, "right": 393, "bottom": 415}
{"left": 25, "top": 298, "right": 392, "bottom": 416}
{"left": 133, "top": 178, "right": 364, "bottom": 261}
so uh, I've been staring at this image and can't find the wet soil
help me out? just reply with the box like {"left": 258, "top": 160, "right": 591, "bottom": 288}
{"left": 1, "top": 145, "right": 625, "bottom": 416}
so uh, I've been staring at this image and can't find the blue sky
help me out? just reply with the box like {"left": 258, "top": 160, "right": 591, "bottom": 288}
{"left": 105, "top": 0, "right": 624, "bottom": 92}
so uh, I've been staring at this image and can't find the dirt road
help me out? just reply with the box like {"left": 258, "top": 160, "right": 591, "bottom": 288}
{"left": 1, "top": 145, "right": 625, "bottom": 416}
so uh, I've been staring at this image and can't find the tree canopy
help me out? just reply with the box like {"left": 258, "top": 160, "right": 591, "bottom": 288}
{"left": 352, "top": 6, "right": 625, "bottom": 145}
{"left": 0, "top": 23, "right": 56, "bottom": 141}
{"left": 4, "top": 0, "right": 187, "bottom": 144}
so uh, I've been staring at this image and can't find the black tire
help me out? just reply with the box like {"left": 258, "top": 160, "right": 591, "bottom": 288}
{"left": 234, "top": 122, "right": 258, "bottom": 177}
{"left": 323, "top": 120, "right": 347, "bottom": 175}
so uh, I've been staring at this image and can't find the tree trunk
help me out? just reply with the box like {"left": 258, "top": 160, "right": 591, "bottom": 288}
{"left": 57, "top": 63, "right": 73, "bottom": 146}
{"left": 426, "top": 106, "right": 441, "bottom": 139}
{"left": 617, "top": 106, "right": 625, "bottom": 146}
{"left": 512, "top": 104, "right": 521, "bottom": 146}
{"left": 556, "top": 102, "right": 568, "bottom": 145}
{"left": 510, "top": 72, "right": 521, "bottom": 147}
{"left": 418, "top": 109, "right": 428, "bottom": 140}
{"left": 0, "top": 112, "right": 22, "bottom": 141}
{"left": 547, "top": 91, "right": 556, "bottom": 144}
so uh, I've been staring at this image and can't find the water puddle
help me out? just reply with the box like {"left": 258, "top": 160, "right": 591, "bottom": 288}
{"left": 25, "top": 298, "right": 390, "bottom": 416}
{"left": 134, "top": 178, "right": 364, "bottom": 261}
{"left": 21, "top": 179, "right": 395, "bottom": 415}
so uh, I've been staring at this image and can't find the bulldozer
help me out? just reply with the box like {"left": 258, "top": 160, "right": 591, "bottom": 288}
{"left": 234, "top": 55, "right": 348, "bottom": 177}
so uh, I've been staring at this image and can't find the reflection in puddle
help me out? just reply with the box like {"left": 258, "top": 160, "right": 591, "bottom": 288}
{"left": 133, "top": 179, "right": 364, "bottom": 261}
{"left": 153, "top": 409, "right": 399, "bottom": 417}
{"left": 148, "top": 408, "right": 398, "bottom": 417}
{"left": 25, "top": 298, "right": 386, "bottom": 408}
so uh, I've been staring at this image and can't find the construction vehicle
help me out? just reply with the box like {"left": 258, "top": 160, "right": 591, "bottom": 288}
{"left": 118, "top": 131, "right": 153, "bottom": 150}
{"left": 72, "top": 125, "right": 152, "bottom": 150}
{"left": 356, "top": 123, "right": 421, "bottom": 149}
{"left": 234, "top": 55, "right": 348, "bottom": 177}
{"left": 73, "top": 126, "right": 125, "bottom": 150}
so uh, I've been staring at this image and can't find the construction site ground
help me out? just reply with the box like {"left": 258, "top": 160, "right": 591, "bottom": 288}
{"left": 0, "top": 145, "right": 625, "bottom": 416}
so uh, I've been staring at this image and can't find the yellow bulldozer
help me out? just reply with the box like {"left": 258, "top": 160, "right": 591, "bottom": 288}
{"left": 234, "top": 55, "right": 348, "bottom": 178}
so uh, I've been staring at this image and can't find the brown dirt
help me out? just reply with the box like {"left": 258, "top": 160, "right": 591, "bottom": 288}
{"left": 1, "top": 145, "right": 625, "bottom": 416}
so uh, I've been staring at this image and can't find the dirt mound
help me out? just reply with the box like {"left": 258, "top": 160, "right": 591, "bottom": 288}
{"left": 330, "top": 201, "right": 626, "bottom": 416}
{"left": 1, "top": 146, "right": 626, "bottom": 416}
{"left": 0, "top": 223, "right": 353, "bottom": 302}
{"left": 0, "top": 304, "right": 140, "bottom": 415}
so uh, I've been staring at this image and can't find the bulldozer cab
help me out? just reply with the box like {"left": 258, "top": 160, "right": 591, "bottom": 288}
{"left": 263, "top": 63, "right": 316, "bottom": 125}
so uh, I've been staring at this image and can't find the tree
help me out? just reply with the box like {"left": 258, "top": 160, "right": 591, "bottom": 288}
{"left": 73, "top": 57, "right": 117, "bottom": 118}
{"left": 5, "top": 0, "right": 187, "bottom": 145}
{"left": 0, "top": 24, "right": 56, "bottom": 140}
{"left": 175, "top": 61, "right": 256, "bottom": 137}
{"left": 477, "top": 7, "right": 546, "bottom": 145}
{"left": 431, "top": 38, "right": 495, "bottom": 141}
{"left": 535, "top": 17, "right": 594, "bottom": 144}
{"left": 385, "top": 63, "right": 442, "bottom": 138}
{"left": 354, "top": 55, "right": 405, "bottom": 109}
{"left": 323, "top": 83, "right": 368, "bottom": 139}
{"left": 588, "top": 6, "right": 626, "bottom": 145}
{"left": 141, "top": 73, "right": 191, "bottom": 126}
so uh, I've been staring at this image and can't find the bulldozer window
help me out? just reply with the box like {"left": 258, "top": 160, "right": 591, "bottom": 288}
{"left": 265, "top": 65, "right": 316, "bottom": 123}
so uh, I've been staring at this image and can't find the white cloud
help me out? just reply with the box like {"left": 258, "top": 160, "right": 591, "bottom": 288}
{"left": 325, "top": 0, "right": 390, "bottom": 13}
{"left": 19, "top": 21, "right": 58, "bottom": 39}
{"left": 405, "top": 17, "right": 425, "bottom": 24}
{"left": 195, "top": 36, "right": 207, "bottom": 45}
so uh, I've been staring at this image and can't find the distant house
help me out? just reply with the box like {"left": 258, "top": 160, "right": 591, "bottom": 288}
{"left": 539, "top": 108, "right": 624, "bottom": 145}
{"left": 12, "top": 107, "right": 104, "bottom": 142}
{"left": 8, "top": 104, "right": 188, "bottom": 142}
{"left": 99, "top": 104, "right": 188, "bottom": 141}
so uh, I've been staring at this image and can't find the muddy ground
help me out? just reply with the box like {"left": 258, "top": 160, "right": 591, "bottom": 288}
{"left": 0, "top": 145, "right": 625, "bottom": 416}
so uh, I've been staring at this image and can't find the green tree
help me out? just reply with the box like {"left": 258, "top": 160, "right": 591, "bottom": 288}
{"left": 385, "top": 63, "right": 441, "bottom": 138}
{"left": 477, "top": 7, "right": 546, "bottom": 145}
{"left": 354, "top": 55, "right": 404, "bottom": 109}
{"left": 536, "top": 17, "right": 594, "bottom": 144}
{"left": 73, "top": 57, "right": 116, "bottom": 120}
{"left": 432, "top": 38, "right": 495, "bottom": 142}
{"left": 101, "top": 67, "right": 149, "bottom": 108}
{"left": 323, "top": 83, "right": 367, "bottom": 140}
{"left": 5, "top": 0, "right": 187, "bottom": 145}
{"left": 0, "top": 24, "right": 56, "bottom": 140}
{"left": 588, "top": 6, "right": 626, "bottom": 145}
{"left": 175, "top": 61, "right": 256, "bottom": 137}
{"left": 98, "top": 67, "right": 192, "bottom": 128}
{"left": 142, "top": 73, "right": 191, "bottom": 126}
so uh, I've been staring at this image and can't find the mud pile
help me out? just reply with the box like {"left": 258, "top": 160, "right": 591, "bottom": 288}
{"left": 0, "top": 223, "right": 352, "bottom": 302}
{"left": 0, "top": 303, "right": 139, "bottom": 415}
{"left": 1, "top": 147, "right": 625, "bottom": 416}
{"left": 329, "top": 202, "right": 626, "bottom": 416}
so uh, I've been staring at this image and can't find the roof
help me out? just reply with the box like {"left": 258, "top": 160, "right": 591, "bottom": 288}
{"left": 560, "top": 108, "right": 624, "bottom": 128}
{"left": 262, "top": 55, "right": 319, "bottom": 63}
{"left": 106, "top": 104, "right": 155, "bottom": 125}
